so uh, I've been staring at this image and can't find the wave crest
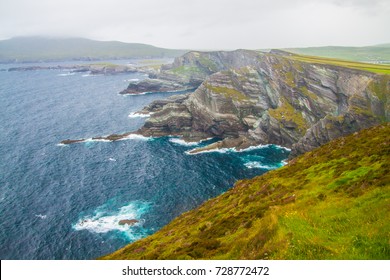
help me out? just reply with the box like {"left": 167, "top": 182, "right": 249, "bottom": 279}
{"left": 73, "top": 201, "right": 150, "bottom": 240}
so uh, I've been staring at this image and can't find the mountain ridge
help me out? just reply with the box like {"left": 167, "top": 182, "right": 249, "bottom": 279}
{"left": 0, "top": 37, "right": 188, "bottom": 63}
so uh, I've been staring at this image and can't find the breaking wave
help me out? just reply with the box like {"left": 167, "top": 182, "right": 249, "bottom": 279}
{"left": 73, "top": 200, "right": 150, "bottom": 241}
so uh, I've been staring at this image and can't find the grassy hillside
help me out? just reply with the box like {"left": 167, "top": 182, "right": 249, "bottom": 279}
{"left": 285, "top": 45, "right": 390, "bottom": 63}
{"left": 102, "top": 123, "right": 390, "bottom": 260}
{"left": 0, "top": 37, "right": 188, "bottom": 62}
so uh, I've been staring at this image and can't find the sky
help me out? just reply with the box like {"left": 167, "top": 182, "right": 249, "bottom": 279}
{"left": 0, "top": 0, "right": 389, "bottom": 50}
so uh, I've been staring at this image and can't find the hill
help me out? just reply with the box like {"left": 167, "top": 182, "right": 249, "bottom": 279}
{"left": 102, "top": 123, "right": 390, "bottom": 259}
{"left": 285, "top": 44, "right": 390, "bottom": 63}
{"left": 0, "top": 37, "right": 188, "bottom": 63}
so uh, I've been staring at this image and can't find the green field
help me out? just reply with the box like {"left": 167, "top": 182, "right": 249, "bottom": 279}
{"left": 285, "top": 44, "right": 390, "bottom": 63}
{"left": 287, "top": 53, "right": 390, "bottom": 75}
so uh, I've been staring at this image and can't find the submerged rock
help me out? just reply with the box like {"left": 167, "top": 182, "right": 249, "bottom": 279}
{"left": 60, "top": 139, "right": 85, "bottom": 145}
{"left": 118, "top": 219, "right": 139, "bottom": 226}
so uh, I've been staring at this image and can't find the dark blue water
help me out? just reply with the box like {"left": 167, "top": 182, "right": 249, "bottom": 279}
{"left": 0, "top": 61, "right": 289, "bottom": 259}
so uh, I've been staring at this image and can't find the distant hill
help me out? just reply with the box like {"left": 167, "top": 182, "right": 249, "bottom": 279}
{"left": 285, "top": 44, "right": 390, "bottom": 63}
{"left": 102, "top": 123, "right": 390, "bottom": 260}
{"left": 0, "top": 37, "right": 188, "bottom": 63}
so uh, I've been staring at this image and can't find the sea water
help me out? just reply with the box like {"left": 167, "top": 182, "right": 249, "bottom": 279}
{"left": 0, "top": 61, "right": 289, "bottom": 259}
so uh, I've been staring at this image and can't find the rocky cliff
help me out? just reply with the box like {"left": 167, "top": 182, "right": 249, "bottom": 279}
{"left": 61, "top": 50, "right": 389, "bottom": 157}
{"left": 119, "top": 49, "right": 262, "bottom": 94}
{"left": 134, "top": 50, "right": 390, "bottom": 156}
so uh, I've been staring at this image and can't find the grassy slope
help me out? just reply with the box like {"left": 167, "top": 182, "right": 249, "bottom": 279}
{"left": 0, "top": 37, "right": 188, "bottom": 62}
{"left": 285, "top": 45, "right": 390, "bottom": 63}
{"left": 103, "top": 123, "right": 390, "bottom": 260}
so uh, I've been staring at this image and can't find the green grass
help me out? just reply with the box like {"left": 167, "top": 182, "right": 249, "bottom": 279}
{"left": 284, "top": 45, "right": 390, "bottom": 64}
{"left": 198, "top": 56, "right": 219, "bottom": 72}
{"left": 204, "top": 83, "right": 249, "bottom": 101}
{"left": 268, "top": 97, "right": 309, "bottom": 133}
{"left": 102, "top": 123, "right": 390, "bottom": 260}
{"left": 287, "top": 53, "right": 390, "bottom": 75}
{"left": 168, "top": 65, "right": 204, "bottom": 76}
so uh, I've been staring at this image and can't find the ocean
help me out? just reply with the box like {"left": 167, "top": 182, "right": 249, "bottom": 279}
{"left": 0, "top": 60, "right": 289, "bottom": 259}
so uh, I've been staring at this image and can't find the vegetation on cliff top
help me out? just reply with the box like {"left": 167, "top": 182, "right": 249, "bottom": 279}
{"left": 284, "top": 45, "right": 390, "bottom": 64}
{"left": 287, "top": 53, "right": 390, "bottom": 75}
{"left": 102, "top": 123, "right": 390, "bottom": 260}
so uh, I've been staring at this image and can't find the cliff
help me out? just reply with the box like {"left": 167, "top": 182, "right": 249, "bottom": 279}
{"left": 102, "top": 123, "right": 390, "bottom": 260}
{"left": 61, "top": 50, "right": 389, "bottom": 158}
{"left": 135, "top": 50, "right": 390, "bottom": 156}
{"left": 119, "top": 49, "right": 262, "bottom": 94}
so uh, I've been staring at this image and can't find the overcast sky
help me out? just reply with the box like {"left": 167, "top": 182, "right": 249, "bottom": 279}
{"left": 0, "top": 0, "right": 389, "bottom": 49}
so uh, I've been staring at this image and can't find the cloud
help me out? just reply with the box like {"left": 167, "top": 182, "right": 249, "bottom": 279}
{"left": 0, "top": 0, "right": 389, "bottom": 49}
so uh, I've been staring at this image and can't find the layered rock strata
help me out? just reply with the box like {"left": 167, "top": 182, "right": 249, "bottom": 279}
{"left": 62, "top": 50, "right": 390, "bottom": 157}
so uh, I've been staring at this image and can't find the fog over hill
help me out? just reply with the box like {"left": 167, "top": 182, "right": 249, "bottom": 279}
{"left": 0, "top": 37, "right": 188, "bottom": 63}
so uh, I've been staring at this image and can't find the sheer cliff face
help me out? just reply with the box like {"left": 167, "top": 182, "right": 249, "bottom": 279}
{"left": 138, "top": 50, "right": 389, "bottom": 156}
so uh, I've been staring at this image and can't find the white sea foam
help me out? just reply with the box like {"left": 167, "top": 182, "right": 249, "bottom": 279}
{"left": 35, "top": 214, "right": 47, "bottom": 219}
{"left": 128, "top": 112, "right": 153, "bottom": 118}
{"left": 73, "top": 201, "right": 150, "bottom": 238}
{"left": 82, "top": 73, "right": 102, "bottom": 77}
{"left": 199, "top": 137, "right": 215, "bottom": 142}
{"left": 84, "top": 138, "right": 112, "bottom": 143}
{"left": 119, "top": 134, "right": 153, "bottom": 141}
{"left": 58, "top": 134, "right": 152, "bottom": 146}
{"left": 238, "top": 144, "right": 291, "bottom": 153}
{"left": 186, "top": 143, "right": 290, "bottom": 155}
{"left": 90, "top": 134, "right": 153, "bottom": 142}
{"left": 56, "top": 143, "right": 67, "bottom": 147}
{"left": 244, "top": 160, "right": 286, "bottom": 170}
{"left": 123, "top": 92, "right": 148, "bottom": 96}
{"left": 57, "top": 72, "right": 75, "bottom": 77}
{"left": 275, "top": 146, "right": 292, "bottom": 152}
{"left": 185, "top": 147, "right": 234, "bottom": 155}
{"left": 169, "top": 138, "right": 200, "bottom": 146}
{"left": 244, "top": 162, "right": 274, "bottom": 170}
{"left": 125, "top": 78, "right": 140, "bottom": 82}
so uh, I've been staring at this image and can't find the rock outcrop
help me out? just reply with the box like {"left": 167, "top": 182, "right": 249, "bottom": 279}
{"left": 119, "top": 50, "right": 262, "bottom": 95}
{"left": 119, "top": 79, "right": 191, "bottom": 95}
